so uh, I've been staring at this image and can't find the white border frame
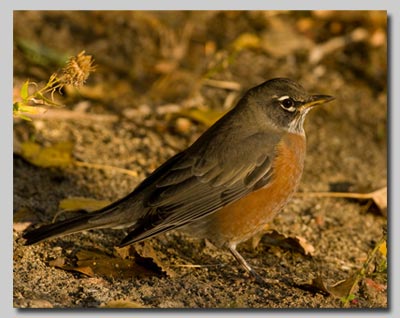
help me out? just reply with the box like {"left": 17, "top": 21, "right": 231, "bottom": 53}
{"left": 3, "top": 1, "right": 396, "bottom": 317}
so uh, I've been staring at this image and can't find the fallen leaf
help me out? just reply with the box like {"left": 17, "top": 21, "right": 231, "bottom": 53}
{"left": 328, "top": 273, "right": 359, "bottom": 298}
{"left": 114, "top": 245, "right": 133, "bottom": 259}
{"left": 20, "top": 141, "right": 73, "bottom": 168}
{"left": 296, "top": 275, "right": 331, "bottom": 296}
{"left": 295, "top": 273, "right": 359, "bottom": 300}
{"left": 260, "top": 230, "right": 315, "bottom": 256}
{"left": 308, "top": 230, "right": 388, "bottom": 305}
{"left": 58, "top": 197, "right": 111, "bottom": 212}
{"left": 48, "top": 257, "right": 66, "bottom": 268}
{"left": 133, "top": 241, "right": 177, "bottom": 277}
{"left": 296, "top": 186, "right": 387, "bottom": 217}
{"left": 65, "top": 265, "right": 95, "bottom": 277}
{"left": 370, "top": 187, "right": 387, "bottom": 216}
{"left": 49, "top": 249, "right": 159, "bottom": 279}
{"left": 250, "top": 224, "right": 270, "bottom": 249}
{"left": 75, "top": 249, "right": 151, "bottom": 279}
{"left": 49, "top": 256, "right": 95, "bottom": 277}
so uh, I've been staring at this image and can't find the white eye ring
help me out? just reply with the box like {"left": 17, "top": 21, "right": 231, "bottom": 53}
{"left": 278, "top": 96, "right": 296, "bottom": 112}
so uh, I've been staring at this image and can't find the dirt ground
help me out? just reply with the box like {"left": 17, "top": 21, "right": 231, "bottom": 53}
{"left": 13, "top": 11, "right": 387, "bottom": 308}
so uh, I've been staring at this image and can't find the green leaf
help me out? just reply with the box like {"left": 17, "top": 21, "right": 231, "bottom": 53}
{"left": 13, "top": 101, "right": 21, "bottom": 112}
{"left": 340, "top": 293, "right": 356, "bottom": 304}
{"left": 34, "top": 91, "right": 62, "bottom": 107}
{"left": 13, "top": 102, "right": 33, "bottom": 121}
{"left": 20, "top": 80, "right": 30, "bottom": 101}
{"left": 14, "top": 113, "right": 32, "bottom": 121}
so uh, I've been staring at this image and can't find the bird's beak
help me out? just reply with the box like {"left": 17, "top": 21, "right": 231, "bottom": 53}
{"left": 299, "top": 94, "right": 335, "bottom": 111}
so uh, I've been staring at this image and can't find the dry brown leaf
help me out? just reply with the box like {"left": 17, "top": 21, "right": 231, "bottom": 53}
{"left": 370, "top": 187, "right": 387, "bottom": 216}
{"left": 250, "top": 225, "right": 270, "bottom": 249}
{"left": 49, "top": 249, "right": 159, "bottom": 279}
{"left": 49, "top": 256, "right": 96, "bottom": 277}
{"left": 310, "top": 230, "right": 387, "bottom": 304}
{"left": 328, "top": 273, "right": 359, "bottom": 298}
{"left": 296, "top": 186, "right": 387, "bottom": 217}
{"left": 65, "top": 265, "right": 96, "bottom": 277}
{"left": 75, "top": 249, "right": 155, "bottom": 279}
{"left": 296, "top": 273, "right": 357, "bottom": 298}
{"left": 260, "top": 230, "right": 315, "bottom": 256}
{"left": 297, "top": 275, "right": 331, "bottom": 296}
{"left": 114, "top": 245, "right": 133, "bottom": 259}
{"left": 48, "top": 257, "right": 66, "bottom": 268}
{"left": 298, "top": 264, "right": 385, "bottom": 303}
{"left": 133, "top": 241, "right": 177, "bottom": 278}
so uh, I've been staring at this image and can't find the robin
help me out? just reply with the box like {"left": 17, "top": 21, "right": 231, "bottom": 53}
{"left": 23, "top": 78, "right": 334, "bottom": 282}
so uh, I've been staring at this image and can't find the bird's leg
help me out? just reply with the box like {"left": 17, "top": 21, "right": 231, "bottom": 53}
{"left": 228, "top": 245, "right": 265, "bottom": 285}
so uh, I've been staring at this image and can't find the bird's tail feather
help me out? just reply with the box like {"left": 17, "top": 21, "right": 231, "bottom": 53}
{"left": 23, "top": 197, "right": 141, "bottom": 245}
{"left": 23, "top": 212, "right": 106, "bottom": 245}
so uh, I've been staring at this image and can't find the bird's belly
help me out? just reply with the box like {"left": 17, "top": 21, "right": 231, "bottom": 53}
{"left": 195, "top": 133, "right": 306, "bottom": 247}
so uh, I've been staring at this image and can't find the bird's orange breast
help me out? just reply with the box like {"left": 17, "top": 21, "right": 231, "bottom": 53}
{"left": 201, "top": 132, "right": 306, "bottom": 247}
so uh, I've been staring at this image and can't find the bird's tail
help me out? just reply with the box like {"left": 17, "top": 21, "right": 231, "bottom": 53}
{"left": 23, "top": 213, "right": 103, "bottom": 245}
{"left": 23, "top": 195, "right": 141, "bottom": 245}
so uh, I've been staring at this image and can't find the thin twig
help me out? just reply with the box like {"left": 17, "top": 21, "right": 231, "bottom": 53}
{"left": 26, "top": 109, "right": 119, "bottom": 122}
{"left": 73, "top": 160, "right": 138, "bottom": 177}
{"left": 295, "top": 191, "right": 373, "bottom": 200}
{"left": 202, "top": 78, "right": 241, "bottom": 91}
{"left": 340, "top": 232, "right": 387, "bottom": 307}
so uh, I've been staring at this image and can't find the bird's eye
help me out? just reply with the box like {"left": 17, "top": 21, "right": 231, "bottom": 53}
{"left": 278, "top": 96, "right": 296, "bottom": 112}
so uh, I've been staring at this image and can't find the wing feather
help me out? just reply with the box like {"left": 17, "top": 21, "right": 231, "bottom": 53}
{"left": 119, "top": 128, "right": 283, "bottom": 246}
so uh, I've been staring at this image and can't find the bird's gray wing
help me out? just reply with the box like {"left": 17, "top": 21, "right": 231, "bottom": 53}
{"left": 119, "top": 130, "right": 282, "bottom": 246}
